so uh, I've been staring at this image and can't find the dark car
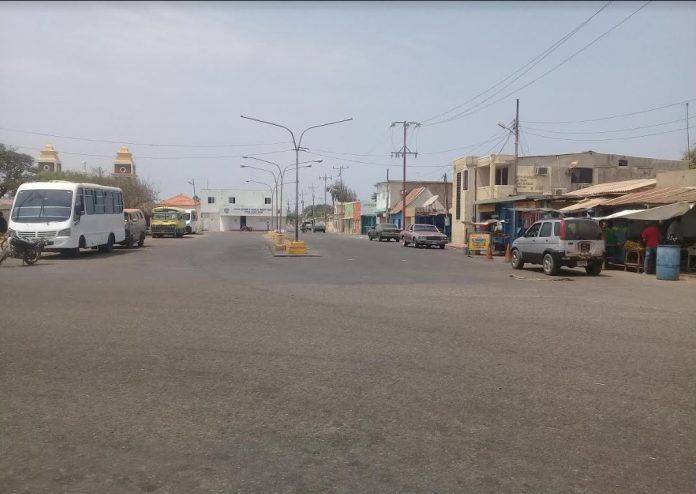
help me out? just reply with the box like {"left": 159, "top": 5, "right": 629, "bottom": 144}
{"left": 401, "top": 224, "right": 448, "bottom": 249}
{"left": 368, "top": 223, "right": 401, "bottom": 242}
{"left": 313, "top": 221, "right": 326, "bottom": 232}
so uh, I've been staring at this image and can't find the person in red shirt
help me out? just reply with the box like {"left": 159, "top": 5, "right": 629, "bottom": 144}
{"left": 641, "top": 222, "right": 661, "bottom": 274}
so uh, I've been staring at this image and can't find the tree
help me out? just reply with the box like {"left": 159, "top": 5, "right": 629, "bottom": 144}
{"left": 35, "top": 170, "right": 159, "bottom": 212}
{"left": 302, "top": 203, "right": 333, "bottom": 218}
{"left": 0, "top": 144, "right": 36, "bottom": 197}
{"left": 328, "top": 182, "right": 358, "bottom": 203}
{"left": 683, "top": 146, "right": 696, "bottom": 169}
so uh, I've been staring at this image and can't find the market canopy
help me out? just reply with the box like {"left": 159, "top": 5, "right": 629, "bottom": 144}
{"left": 596, "top": 202, "right": 694, "bottom": 221}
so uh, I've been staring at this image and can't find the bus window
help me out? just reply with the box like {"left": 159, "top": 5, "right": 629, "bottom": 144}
{"left": 84, "top": 189, "right": 95, "bottom": 215}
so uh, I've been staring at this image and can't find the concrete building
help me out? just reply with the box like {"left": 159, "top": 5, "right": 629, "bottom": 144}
{"left": 451, "top": 150, "right": 688, "bottom": 247}
{"left": 374, "top": 180, "right": 451, "bottom": 227}
{"left": 200, "top": 188, "right": 273, "bottom": 232}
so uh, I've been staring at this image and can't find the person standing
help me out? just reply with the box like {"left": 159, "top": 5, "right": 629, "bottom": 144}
{"left": 0, "top": 211, "right": 7, "bottom": 234}
{"left": 641, "top": 222, "right": 661, "bottom": 274}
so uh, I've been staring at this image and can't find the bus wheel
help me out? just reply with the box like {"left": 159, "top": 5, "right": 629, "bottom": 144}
{"left": 99, "top": 234, "right": 114, "bottom": 253}
{"left": 126, "top": 234, "right": 135, "bottom": 249}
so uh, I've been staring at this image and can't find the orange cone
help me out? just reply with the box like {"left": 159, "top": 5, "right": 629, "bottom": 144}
{"left": 504, "top": 242, "right": 512, "bottom": 262}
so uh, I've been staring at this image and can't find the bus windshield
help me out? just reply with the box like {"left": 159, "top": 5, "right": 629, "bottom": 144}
{"left": 11, "top": 189, "right": 73, "bottom": 223}
{"left": 153, "top": 212, "right": 179, "bottom": 220}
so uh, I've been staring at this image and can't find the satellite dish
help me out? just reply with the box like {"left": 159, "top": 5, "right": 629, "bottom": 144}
{"left": 422, "top": 195, "right": 439, "bottom": 208}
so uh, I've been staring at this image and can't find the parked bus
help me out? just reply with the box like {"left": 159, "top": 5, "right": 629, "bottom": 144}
{"left": 8, "top": 181, "right": 125, "bottom": 255}
{"left": 182, "top": 208, "right": 200, "bottom": 234}
{"left": 151, "top": 206, "right": 187, "bottom": 238}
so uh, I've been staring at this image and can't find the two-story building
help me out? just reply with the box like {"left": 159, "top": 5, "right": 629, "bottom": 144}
{"left": 200, "top": 188, "right": 273, "bottom": 232}
{"left": 451, "top": 150, "right": 688, "bottom": 247}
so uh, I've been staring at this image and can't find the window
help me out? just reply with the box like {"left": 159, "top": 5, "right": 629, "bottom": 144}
{"left": 191, "top": 211, "right": 197, "bottom": 221}
{"left": 455, "top": 172, "right": 461, "bottom": 220}
{"left": 495, "top": 167, "right": 509, "bottom": 185}
{"left": 104, "top": 191, "right": 114, "bottom": 214}
{"left": 539, "top": 222, "right": 552, "bottom": 237}
{"left": 525, "top": 223, "right": 541, "bottom": 237}
{"left": 553, "top": 222, "right": 560, "bottom": 236}
{"left": 75, "top": 188, "right": 84, "bottom": 215}
{"left": 94, "top": 189, "right": 105, "bottom": 214}
{"left": 264, "top": 197, "right": 271, "bottom": 204}
{"left": 208, "top": 197, "right": 215, "bottom": 204}
{"left": 463, "top": 170, "right": 468, "bottom": 190}
{"left": 84, "top": 189, "right": 95, "bottom": 214}
{"left": 115, "top": 192, "right": 123, "bottom": 213}
{"left": 618, "top": 159, "right": 628, "bottom": 167}
{"left": 571, "top": 167, "right": 593, "bottom": 184}
{"left": 229, "top": 197, "right": 236, "bottom": 204}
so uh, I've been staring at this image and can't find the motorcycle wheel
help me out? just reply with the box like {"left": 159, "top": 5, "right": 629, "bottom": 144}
{"left": 23, "top": 248, "right": 41, "bottom": 265}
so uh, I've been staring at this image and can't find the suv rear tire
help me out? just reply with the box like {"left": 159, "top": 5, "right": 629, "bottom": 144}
{"left": 511, "top": 248, "right": 524, "bottom": 269}
{"left": 542, "top": 253, "right": 559, "bottom": 276}
{"left": 585, "top": 262, "right": 603, "bottom": 276}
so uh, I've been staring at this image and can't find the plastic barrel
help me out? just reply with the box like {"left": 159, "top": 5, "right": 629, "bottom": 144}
{"left": 656, "top": 245, "right": 680, "bottom": 281}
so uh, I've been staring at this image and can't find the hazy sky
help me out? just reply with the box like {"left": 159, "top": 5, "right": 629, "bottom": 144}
{"left": 1, "top": 1, "right": 694, "bottom": 204}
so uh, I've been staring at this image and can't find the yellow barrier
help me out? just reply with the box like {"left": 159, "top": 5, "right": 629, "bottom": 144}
{"left": 286, "top": 240, "right": 307, "bottom": 255}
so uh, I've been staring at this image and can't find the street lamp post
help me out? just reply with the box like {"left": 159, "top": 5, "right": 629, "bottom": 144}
{"left": 245, "top": 179, "right": 275, "bottom": 232}
{"left": 240, "top": 164, "right": 279, "bottom": 230}
{"left": 242, "top": 155, "right": 322, "bottom": 233}
{"left": 241, "top": 115, "right": 352, "bottom": 242}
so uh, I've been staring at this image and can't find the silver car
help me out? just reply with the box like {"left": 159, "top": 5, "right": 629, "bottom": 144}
{"left": 510, "top": 218, "right": 605, "bottom": 276}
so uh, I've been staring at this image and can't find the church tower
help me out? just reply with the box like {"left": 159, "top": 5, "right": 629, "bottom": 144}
{"left": 37, "top": 144, "right": 62, "bottom": 173}
{"left": 113, "top": 145, "right": 136, "bottom": 179}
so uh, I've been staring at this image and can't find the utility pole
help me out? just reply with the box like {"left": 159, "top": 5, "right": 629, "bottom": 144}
{"left": 319, "top": 173, "right": 332, "bottom": 224}
{"left": 308, "top": 184, "right": 318, "bottom": 219}
{"left": 391, "top": 121, "right": 420, "bottom": 229}
{"left": 514, "top": 98, "right": 520, "bottom": 195}
{"left": 386, "top": 168, "right": 390, "bottom": 223}
{"left": 688, "top": 102, "right": 693, "bottom": 169}
{"left": 333, "top": 165, "right": 349, "bottom": 185}
{"left": 300, "top": 191, "right": 305, "bottom": 218}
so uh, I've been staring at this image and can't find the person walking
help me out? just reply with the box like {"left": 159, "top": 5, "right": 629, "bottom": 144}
{"left": 641, "top": 222, "right": 661, "bottom": 274}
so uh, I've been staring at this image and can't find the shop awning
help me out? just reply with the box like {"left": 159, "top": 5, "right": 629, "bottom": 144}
{"left": 596, "top": 202, "right": 694, "bottom": 221}
{"left": 559, "top": 197, "right": 611, "bottom": 212}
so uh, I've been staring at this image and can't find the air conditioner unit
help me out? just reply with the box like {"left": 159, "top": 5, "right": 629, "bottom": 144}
{"left": 535, "top": 166, "right": 549, "bottom": 176}
{"left": 552, "top": 187, "right": 568, "bottom": 196}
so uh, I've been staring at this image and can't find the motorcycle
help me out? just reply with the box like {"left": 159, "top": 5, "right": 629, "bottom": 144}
{"left": 0, "top": 235, "right": 45, "bottom": 265}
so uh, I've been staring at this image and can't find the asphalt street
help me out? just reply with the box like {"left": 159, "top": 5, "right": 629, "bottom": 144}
{"left": 1, "top": 231, "right": 694, "bottom": 493}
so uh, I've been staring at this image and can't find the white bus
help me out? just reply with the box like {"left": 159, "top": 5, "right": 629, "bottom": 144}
{"left": 9, "top": 181, "right": 126, "bottom": 255}
{"left": 183, "top": 208, "right": 200, "bottom": 234}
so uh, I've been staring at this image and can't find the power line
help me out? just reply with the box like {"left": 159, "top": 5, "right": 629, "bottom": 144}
{"left": 13, "top": 145, "right": 294, "bottom": 160}
{"left": 0, "top": 126, "right": 290, "bottom": 149}
{"left": 524, "top": 116, "right": 696, "bottom": 135}
{"left": 524, "top": 126, "right": 688, "bottom": 142}
{"left": 522, "top": 98, "right": 696, "bottom": 124}
{"left": 426, "top": 1, "right": 652, "bottom": 127}
{"left": 421, "top": 1, "right": 612, "bottom": 124}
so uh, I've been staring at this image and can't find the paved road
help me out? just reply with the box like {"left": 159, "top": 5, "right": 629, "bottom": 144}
{"left": 1, "top": 231, "right": 694, "bottom": 493}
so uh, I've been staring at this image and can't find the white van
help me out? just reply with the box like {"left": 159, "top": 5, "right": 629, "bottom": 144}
{"left": 9, "top": 180, "right": 126, "bottom": 255}
{"left": 183, "top": 208, "right": 200, "bottom": 234}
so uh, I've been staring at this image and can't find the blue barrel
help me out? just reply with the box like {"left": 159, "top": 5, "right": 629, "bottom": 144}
{"left": 656, "top": 245, "right": 680, "bottom": 281}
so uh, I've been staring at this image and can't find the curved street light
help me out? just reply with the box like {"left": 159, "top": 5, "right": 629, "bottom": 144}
{"left": 241, "top": 156, "right": 323, "bottom": 232}
{"left": 240, "top": 115, "right": 352, "bottom": 241}
{"left": 245, "top": 179, "right": 275, "bottom": 232}
{"left": 240, "top": 164, "right": 279, "bottom": 230}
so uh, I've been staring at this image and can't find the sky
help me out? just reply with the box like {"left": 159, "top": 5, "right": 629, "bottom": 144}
{"left": 1, "top": 1, "right": 694, "bottom": 205}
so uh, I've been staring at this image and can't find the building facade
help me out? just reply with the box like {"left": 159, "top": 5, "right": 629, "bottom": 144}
{"left": 113, "top": 145, "right": 136, "bottom": 179}
{"left": 200, "top": 188, "right": 273, "bottom": 232}
{"left": 37, "top": 144, "right": 62, "bottom": 173}
{"left": 451, "top": 151, "right": 688, "bottom": 247}
{"left": 374, "top": 180, "right": 451, "bottom": 227}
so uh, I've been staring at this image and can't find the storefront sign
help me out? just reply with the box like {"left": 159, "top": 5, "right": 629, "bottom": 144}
{"left": 469, "top": 233, "right": 490, "bottom": 251}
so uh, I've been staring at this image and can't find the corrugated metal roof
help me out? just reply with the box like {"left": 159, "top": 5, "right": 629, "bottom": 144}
{"left": 390, "top": 187, "right": 426, "bottom": 214}
{"left": 601, "top": 186, "right": 696, "bottom": 206}
{"left": 564, "top": 178, "right": 656, "bottom": 198}
{"left": 559, "top": 197, "right": 611, "bottom": 212}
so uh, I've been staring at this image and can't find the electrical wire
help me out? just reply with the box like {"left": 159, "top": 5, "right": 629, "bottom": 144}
{"left": 524, "top": 126, "right": 687, "bottom": 142}
{"left": 0, "top": 126, "right": 290, "bottom": 148}
{"left": 426, "top": 1, "right": 652, "bottom": 127}
{"left": 13, "top": 145, "right": 295, "bottom": 160}
{"left": 524, "top": 116, "right": 696, "bottom": 135}
{"left": 421, "top": 1, "right": 612, "bottom": 125}
{"left": 522, "top": 98, "right": 696, "bottom": 124}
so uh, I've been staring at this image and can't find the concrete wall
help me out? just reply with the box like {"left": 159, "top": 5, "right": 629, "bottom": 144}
{"left": 656, "top": 169, "right": 696, "bottom": 187}
{"left": 200, "top": 188, "right": 274, "bottom": 232}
